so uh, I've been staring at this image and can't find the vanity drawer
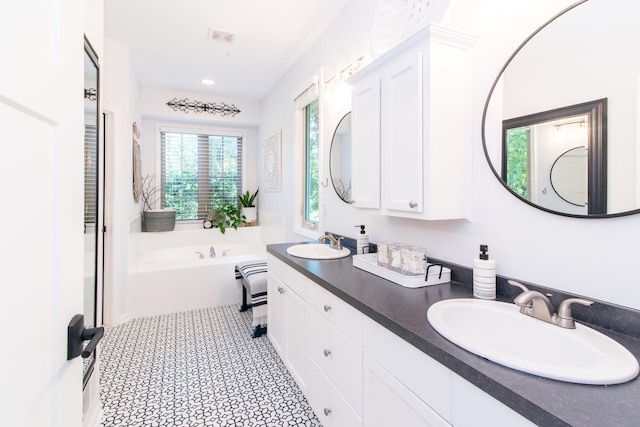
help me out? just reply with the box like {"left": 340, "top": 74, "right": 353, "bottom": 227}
{"left": 307, "top": 308, "right": 363, "bottom": 414}
{"left": 267, "top": 254, "right": 312, "bottom": 300}
{"left": 307, "top": 281, "right": 362, "bottom": 345}
{"left": 305, "top": 357, "right": 363, "bottom": 427}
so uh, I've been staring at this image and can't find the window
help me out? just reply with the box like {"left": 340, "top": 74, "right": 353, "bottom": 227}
{"left": 294, "top": 73, "right": 322, "bottom": 233}
{"left": 160, "top": 130, "right": 242, "bottom": 220}
{"left": 303, "top": 98, "right": 320, "bottom": 226}
{"left": 84, "top": 123, "right": 97, "bottom": 225}
{"left": 505, "top": 126, "right": 530, "bottom": 200}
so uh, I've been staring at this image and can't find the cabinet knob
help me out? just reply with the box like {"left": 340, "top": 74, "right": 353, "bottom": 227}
{"left": 323, "top": 349, "right": 332, "bottom": 357}
{"left": 324, "top": 408, "right": 332, "bottom": 416}
{"left": 277, "top": 287, "right": 284, "bottom": 294}
{"left": 409, "top": 200, "right": 418, "bottom": 208}
{"left": 323, "top": 304, "right": 331, "bottom": 312}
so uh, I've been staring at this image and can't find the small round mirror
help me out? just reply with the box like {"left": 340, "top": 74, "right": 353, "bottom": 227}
{"left": 551, "top": 146, "right": 588, "bottom": 207}
{"left": 329, "top": 112, "right": 352, "bottom": 203}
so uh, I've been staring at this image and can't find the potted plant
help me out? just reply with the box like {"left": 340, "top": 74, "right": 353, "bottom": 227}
{"left": 238, "top": 188, "right": 259, "bottom": 224}
{"left": 140, "top": 174, "right": 176, "bottom": 232}
{"left": 211, "top": 202, "right": 244, "bottom": 234}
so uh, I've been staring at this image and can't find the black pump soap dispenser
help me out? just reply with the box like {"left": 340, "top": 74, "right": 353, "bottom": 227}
{"left": 354, "top": 225, "right": 369, "bottom": 255}
{"left": 473, "top": 244, "right": 496, "bottom": 300}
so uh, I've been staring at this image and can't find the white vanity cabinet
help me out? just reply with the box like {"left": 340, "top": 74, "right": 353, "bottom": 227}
{"left": 348, "top": 24, "right": 476, "bottom": 220}
{"left": 268, "top": 254, "right": 363, "bottom": 426}
{"left": 363, "top": 316, "right": 535, "bottom": 427}
{"left": 268, "top": 255, "right": 534, "bottom": 426}
{"left": 266, "top": 271, "right": 309, "bottom": 390}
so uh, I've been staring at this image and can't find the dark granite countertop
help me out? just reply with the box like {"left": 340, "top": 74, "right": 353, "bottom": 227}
{"left": 267, "top": 242, "right": 640, "bottom": 427}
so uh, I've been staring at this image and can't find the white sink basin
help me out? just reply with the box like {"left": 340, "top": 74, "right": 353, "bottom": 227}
{"left": 427, "top": 298, "right": 639, "bottom": 385}
{"left": 286, "top": 244, "right": 351, "bottom": 260}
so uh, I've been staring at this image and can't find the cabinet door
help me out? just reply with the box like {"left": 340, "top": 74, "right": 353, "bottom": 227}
{"left": 364, "top": 356, "right": 451, "bottom": 427}
{"left": 381, "top": 49, "right": 424, "bottom": 214}
{"left": 267, "top": 273, "right": 286, "bottom": 356}
{"left": 285, "top": 287, "right": 308, "bottom": 390}
{"left": 351, "top": 74, "right": 381, "bottom": 209}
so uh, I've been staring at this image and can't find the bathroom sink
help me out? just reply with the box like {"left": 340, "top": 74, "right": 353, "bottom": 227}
{"left": 427, "top": 298, "right": 639, "bottom": 385}
{"left": 286, "top": 244, "right": 351, "bottom": 260}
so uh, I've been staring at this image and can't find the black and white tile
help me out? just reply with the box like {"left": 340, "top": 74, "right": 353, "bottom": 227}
{"left": 99, "top": 305, "right": 321, "bottom": 426}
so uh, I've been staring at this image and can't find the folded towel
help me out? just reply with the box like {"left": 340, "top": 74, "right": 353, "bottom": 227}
{"left": 235, "top": 260, "right": 268, "bottom": 328}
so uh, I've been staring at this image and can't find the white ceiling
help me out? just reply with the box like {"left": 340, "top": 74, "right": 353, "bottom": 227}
{"left": 104, "top": 0, "right": 354, "bottom": 99}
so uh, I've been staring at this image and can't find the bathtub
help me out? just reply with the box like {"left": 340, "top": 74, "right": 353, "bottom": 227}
{"left": 129, "top": 228, "right": 267, "bottom": 318}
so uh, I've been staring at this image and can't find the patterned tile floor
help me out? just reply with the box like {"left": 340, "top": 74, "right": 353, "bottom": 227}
{"left": 99, "top": 305, "right": 321, "bottom": 426}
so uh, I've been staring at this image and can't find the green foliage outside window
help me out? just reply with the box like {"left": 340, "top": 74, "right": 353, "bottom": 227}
{"left": 506, "top": 127, "right": 529, "bottom": 199}
{"left": 161, "top": 132, "right": 242, "bottom": 221}
{"left": 305, "top": 99, "right": 320, "bottom": 223}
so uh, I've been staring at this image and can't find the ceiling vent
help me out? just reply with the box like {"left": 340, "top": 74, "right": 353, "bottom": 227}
{"left": 208, "top": 28, "right": 235, "bottom": 43}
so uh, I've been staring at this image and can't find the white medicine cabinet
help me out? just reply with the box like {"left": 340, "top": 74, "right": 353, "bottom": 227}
{"left": 348, "top": 24, "right": 476, "bottom": 220}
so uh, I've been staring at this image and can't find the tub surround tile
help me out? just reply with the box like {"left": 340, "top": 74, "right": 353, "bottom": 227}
{"left": 267, "top": 242, "right": 640, "bottom": 427}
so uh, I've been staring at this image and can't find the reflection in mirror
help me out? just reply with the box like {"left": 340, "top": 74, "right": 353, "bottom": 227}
{"left": 482, "top": 0, "right": 640, "bottom": 217}
{"left": 502, "top": 99, "right": 606, "bottom": 215}
{"left": 329, "top": 112, "right": 352, "bottom": 203}
{"left": 83, "top": 39, "right": 99, "bottom": 385}
{"left": 551, "top": 146, "right": 588, "bottom": 207}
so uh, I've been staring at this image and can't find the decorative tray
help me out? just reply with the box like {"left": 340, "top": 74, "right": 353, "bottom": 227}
{"left": 352, "top": 253, "right": 451, "bottom": 288}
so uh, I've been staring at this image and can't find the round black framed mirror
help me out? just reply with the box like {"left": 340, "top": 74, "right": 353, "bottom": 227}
{"left": 329, "top": 112, "right": 352, "bottom": 203}
{"left": 482, "top": 0, "right": 640, "bottom": 218}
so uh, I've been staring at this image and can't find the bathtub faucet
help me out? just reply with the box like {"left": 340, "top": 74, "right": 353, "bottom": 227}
{"left": 210, "top": 246, "right": 216, "bottom": 258}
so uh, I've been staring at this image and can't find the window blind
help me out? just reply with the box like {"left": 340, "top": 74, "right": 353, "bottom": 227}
{"left": 160, "top": 131, "right": 243, "bottom": 220}
{"left": 84, "top": 124, "right": 97, "bottom": 225}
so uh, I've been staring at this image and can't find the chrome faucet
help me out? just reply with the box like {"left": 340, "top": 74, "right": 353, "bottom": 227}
{"left": 508, "top": 280, "right": 593, "bottom": 329}
{"left": 318, "top": 233, "right": 344, "bottom": 250}
{"left": 209, "top": 245, "right": 216, "bottom": 258}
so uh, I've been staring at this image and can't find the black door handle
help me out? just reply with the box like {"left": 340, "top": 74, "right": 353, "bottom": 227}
{"left": 67, "top": 314, "right": 104, "bottom": 360}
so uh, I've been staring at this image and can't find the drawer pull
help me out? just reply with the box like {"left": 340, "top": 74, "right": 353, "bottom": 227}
{"left": 324, "top": 408, "right": 332, "bottom": 416}
{"left": 323, "top": 349, "right": 332, "bottom": 357}
{"left": 323, "top": 304, "right": 331, "bottom": 312}
{"left": 409, "top": 200, "right": 418, "bottom": 208}
{"left": 277, "top": 287, "right": 284, "bottom": 294}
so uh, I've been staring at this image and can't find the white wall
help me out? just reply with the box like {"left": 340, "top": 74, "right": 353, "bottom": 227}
{"left": 137, "top": 87, "right": 260, "bottom": 224}
{"left": 139, "top": 86, "right": 261, "bottom": 126}
{"left": 102, "top": 37, "right": 141, "bottom": 325}
{"left": 258, "top": 0, "right": 640, "bottom": 310}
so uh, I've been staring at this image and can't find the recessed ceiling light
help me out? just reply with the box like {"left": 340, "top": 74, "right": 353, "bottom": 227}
{"left": 201, "top": 79, "right": 215, "bottom": 85}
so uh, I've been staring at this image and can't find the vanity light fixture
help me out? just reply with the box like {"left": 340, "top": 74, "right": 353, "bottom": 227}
{"left": 201, "top": 78, "right": 215, "bottom": 85}
{"left": 554, "top": 118, "right": 586, "bottom": 130}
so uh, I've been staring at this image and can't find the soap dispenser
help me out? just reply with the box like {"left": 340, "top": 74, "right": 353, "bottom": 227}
{"left": 473, "top": 244, "right": 496, "bottom": 300}
{"left": 354, "top": 225, "right": 369, "bottom": 255}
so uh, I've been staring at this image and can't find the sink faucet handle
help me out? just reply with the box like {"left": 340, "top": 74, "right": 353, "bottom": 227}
{"left": 508, "top": 280, "right": 530, "bottom": 293}
{"left": 556, "top": 298, "right": 594, "bottom": 328}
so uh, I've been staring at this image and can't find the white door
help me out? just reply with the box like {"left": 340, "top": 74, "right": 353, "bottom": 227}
{"left": 0, "top": 1, "right": 85, "bottom": 426}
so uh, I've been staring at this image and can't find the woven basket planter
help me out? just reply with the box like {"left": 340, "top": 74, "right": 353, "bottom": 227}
{"left": 143, "top": 209, "right": 176, "bottom": 232}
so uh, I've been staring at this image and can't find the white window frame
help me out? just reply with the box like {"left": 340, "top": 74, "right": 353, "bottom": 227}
{"left": 294, "top": 71, "right": 324, "bottom": 239}
{"left": 154, "top": 122, "right": 246, "bottom": 223}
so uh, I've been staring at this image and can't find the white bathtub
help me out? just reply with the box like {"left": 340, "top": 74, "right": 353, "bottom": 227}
{"left": 129, "top": 229, "right": 267, "bottom": 318}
